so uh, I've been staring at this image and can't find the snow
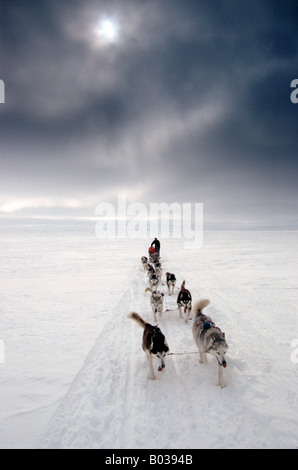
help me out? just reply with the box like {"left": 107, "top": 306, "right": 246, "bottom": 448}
{"left": 0, "top": 219, "right": 298, "bottom": 449}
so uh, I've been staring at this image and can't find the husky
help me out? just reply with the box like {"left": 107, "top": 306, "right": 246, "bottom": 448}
{"left": 177, "top": 281, "right": 192, "bottom": 323}
{"left": 149, "top": 251, "right": 159, "bottom": 263}
{"left": 153, "top": 261, "right": 162, "bottom": 281}
{"left": 166, "top": 272, "right": 176, "bottom": 295}
{"left": 141, "top": 256, "right": 149, "bottom": 269}
{"left": 146, "top": 264, "right": 155, "bottom": 275}
{"left": 148, "top": 272, "right": 159, "bottom": 289}
{"left": 192, "top": 299, "right": 229, "bottom": 388}
{"left": 127, "top": 312, "right": 169, "bottom": 380}
{"left": 149, "top": 290, "right": 164, "bottom": 322}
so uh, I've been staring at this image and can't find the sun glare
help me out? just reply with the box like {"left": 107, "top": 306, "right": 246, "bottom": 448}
{"left": 96, "top": 17, "right": 119, "bottom": 43}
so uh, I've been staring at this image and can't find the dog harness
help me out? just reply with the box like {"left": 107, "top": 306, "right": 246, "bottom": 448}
{"left": 197, "top": 320, "right": 215, "bottom": 329}
{"left": 181, "top": 289, "right": 190, "bottom": 296}
{"left": 179, "top": 289, "right": 191, "bottom": 303}
{"left": 152, "top": 291, "right": 164, "bottom": 296}
{"left": 152, "top": 326, "right": 162, "bottom": 336}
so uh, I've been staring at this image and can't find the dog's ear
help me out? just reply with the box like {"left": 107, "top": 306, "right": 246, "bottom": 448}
{"left": 206, "top": 335, "right": 215, "bottom": 350}
{"left": 207, "top": 332, "right": 220, "bottom": 349}
{"left": 163, "top": 339, "right": 170, "bottom": 353}
{"left": 222, "top": 333, "right": 229, "bottom": 349}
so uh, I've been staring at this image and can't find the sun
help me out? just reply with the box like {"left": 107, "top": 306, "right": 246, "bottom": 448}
{"left": 96, "top": 17, "right": 119, "bottom": 43}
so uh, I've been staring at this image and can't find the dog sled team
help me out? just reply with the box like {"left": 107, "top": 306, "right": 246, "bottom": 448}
{"left": 128, "top": 239, "right": 229, "bottom": 388}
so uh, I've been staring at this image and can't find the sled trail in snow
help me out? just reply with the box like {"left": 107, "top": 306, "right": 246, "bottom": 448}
{"left": 38, "top": 235, "right": 298, "bottom": 449}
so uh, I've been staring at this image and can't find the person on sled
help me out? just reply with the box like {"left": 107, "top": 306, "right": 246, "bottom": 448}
{"left": 151, "top": 238, "right": 161, "bottom": 257}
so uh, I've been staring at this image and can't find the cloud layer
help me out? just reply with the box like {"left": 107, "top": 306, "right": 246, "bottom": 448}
{"left": 1, "top": 0, "right": 298, "bottom": 227}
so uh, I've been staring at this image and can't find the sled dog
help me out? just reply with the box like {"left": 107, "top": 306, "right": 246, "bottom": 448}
{"left": 177, "top": 281, "right": 192, "bottom": 322}
{"left": 153, "top": 261, "right": 162, "bottom": 281}
{"left": 148, "top": 272, "right": 159, "bottom": 289}
{"left": 127, "top": 312, "right": 169, "bottom": 380}
{"left": 192, "top": 299, "right": 229, "bottom": 388}
{"left": 146, "top": 264, "right": 155, "bottom": 274}
{"left": 166, "top": 272, "right": 176, "bottom": 295}
{"left": 150, "top": 290, "right": 164, "bottom": 322}
{"left": 141, "top": 256, "right": 149, "bottom": 269}
{"left": 149, "top": 251, "right": 159, "bottom": 263}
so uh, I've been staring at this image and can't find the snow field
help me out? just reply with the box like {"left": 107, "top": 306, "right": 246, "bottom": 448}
{"left": 0, "top": 221, "right": 136, "bottom": 448}
{"left": 38, "top": 231, "right": 298, "bottom": 449}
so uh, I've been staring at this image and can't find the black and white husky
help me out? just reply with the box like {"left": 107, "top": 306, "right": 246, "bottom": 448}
{"left": 166, "top": 272, "right": 176, "bottom": 295}
{"left": 127, "top": 312, "right": 169, "bottom": 380}
{"left": 177, "top": 281, "right": 192, "bottom": 323}
{"left": 146, "top": 264, "right": 155, "bottom": 275}
{"left": 192, "top": 299, "right": 229, "bottom": 388}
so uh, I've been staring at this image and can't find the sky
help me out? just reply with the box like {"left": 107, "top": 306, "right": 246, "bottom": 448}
{"left": 0, "top": 0, "right": 298, "bottom": 228}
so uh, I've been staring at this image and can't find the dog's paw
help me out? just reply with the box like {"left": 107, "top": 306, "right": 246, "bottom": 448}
{"left": 219, "top": 383, "right": 227, "bottom": 388}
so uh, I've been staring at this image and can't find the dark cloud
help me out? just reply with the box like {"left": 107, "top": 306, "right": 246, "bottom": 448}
{"left": 0, "top": 0, "right": 297, "bottom": 227}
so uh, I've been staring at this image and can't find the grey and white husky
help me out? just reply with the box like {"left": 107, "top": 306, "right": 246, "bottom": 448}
{"left": 192, "top": 299, "right": 229, "bottom": 388}
{"left": 141, "top": 256, "right": 149, "bottom": 269}
{"left": 150, "top": 290, "right": 164, "bottom": 322}
{"left": 148, "top": 272, "right": 159, "bottom": 289}
{"left": 153, "top": 261, "right": 162, "bottom": 281}
{"left": 127, "top": 312, "right": 169, "bottom": 380}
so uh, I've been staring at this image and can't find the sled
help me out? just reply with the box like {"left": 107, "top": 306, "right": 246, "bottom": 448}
{"left": 148, "top": 246, "right": 159, "bottom": 262}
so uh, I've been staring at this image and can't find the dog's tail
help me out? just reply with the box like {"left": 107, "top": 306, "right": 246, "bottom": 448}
{"left": 127, "top": 311, "right": 147, "bottom": 329}
{"left": 192, "top": 299, "right": 210, "bottom": 315}
{"left": 181, "top": 280, "right": 186, "bottom": 290}
{"left": 145, "top": 287, "right": 152, "bottom": 293}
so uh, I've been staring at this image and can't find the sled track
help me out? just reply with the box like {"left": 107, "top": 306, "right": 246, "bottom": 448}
{"left": 37, "top": 253, "right": 222, "bottom": 449}
{"left": 37, "top": 244, "right": 298, "bottom": 449}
